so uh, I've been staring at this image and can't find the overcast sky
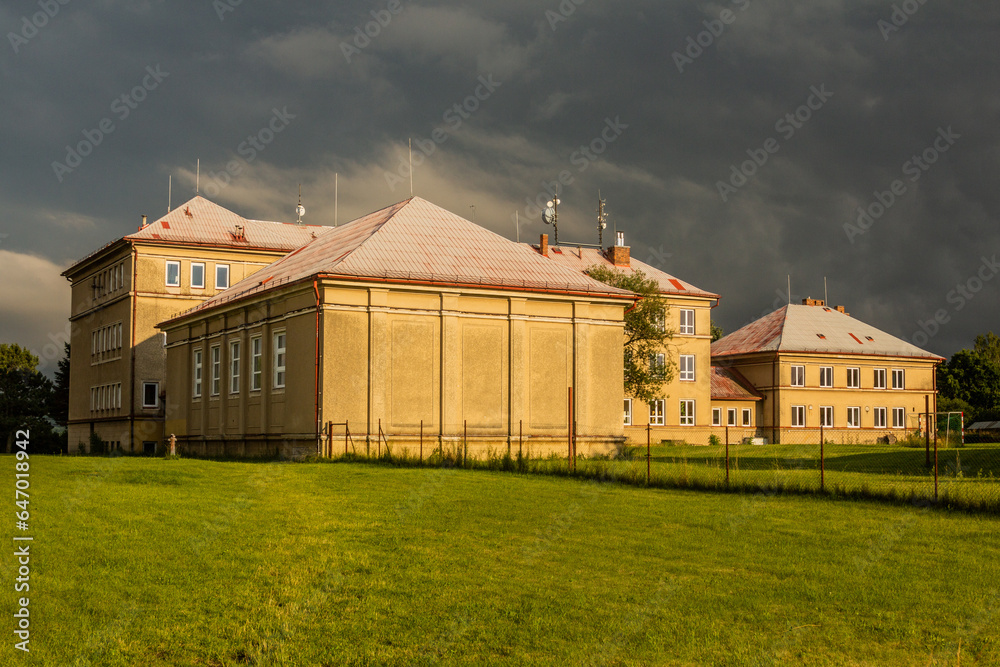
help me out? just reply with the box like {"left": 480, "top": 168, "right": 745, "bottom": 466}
{"left": 2, "top": 0, "right": 998, "bottom": 373}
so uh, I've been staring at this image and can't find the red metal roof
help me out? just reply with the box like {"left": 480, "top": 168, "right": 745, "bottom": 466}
{"left": 528, "top": 245, "right": 719, "bottom": 299}
{"left": 163, "top": 197, "right": 635, "bottom": 323}
{"left": 711, "top": 304, "right": 944, "bottom": 360}
{"left": 710, "top": 366, "right": 763, "bottom": 401}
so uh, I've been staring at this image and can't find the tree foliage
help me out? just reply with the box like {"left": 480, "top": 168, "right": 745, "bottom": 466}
{"left": 711, "top": 323, "right": 724, "bottom": 342}
{"left": 938, "top": 334, "right": 1000, "bottom": 423}
{"left": 49, "top": 343, "right": 71, "bottom": 428}
{"left": 587, "top": 266, "right": 673, "bottom": 402}
{"left": 0, "top": 343, "right": 55, "bottom": 453}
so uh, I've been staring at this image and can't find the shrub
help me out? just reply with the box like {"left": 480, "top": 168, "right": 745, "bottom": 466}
{"left": 709, "top": 434, "right": 722, "bottom": 447}
{"left": 89, "top": 432, "right": 107, "bottom": 455}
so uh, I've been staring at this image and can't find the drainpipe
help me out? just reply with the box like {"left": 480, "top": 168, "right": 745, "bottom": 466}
{"left": 129, "top": 245, "right": 138, "bottom": 452}
{"left": 313, "top": 279, "right": 321, "bottom": 455}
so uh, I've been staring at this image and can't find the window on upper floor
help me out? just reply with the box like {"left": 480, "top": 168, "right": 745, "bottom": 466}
{"left": 679, "top": 309, "right": 695, "bottom": 335}
{"left": 891, "top": 368, "right": 905, "bottom": 390}
{"left": 191, "top": 263, "right": 205, "bottom": 289}
{"left": 165, "top": 261, "right": 180, "bottom": 287}
{"left": 874, "top": 368, "right": 887, "bottom": 390}
{"left": 846, "top": 367, "right": 860, "bottom": 389}
{"left": 790, "top": 365, "right": 805, "bottom": 387}
{"left": 216, "top": 264, "right": 230, "bottom": 289}
{"left": 679, "top": 355, "right": 695, "bottom": 381}
{"left": 273, "top": 331, "right": 286, "bottom": 389}
{"left": 819, "top": 366, "right": 833, "bottom": 388}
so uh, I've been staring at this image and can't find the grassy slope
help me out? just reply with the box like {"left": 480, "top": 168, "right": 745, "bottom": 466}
{"left": 3, "top": 456, "right": 999, "bottom": 666}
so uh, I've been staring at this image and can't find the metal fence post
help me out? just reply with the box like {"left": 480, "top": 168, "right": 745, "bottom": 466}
{"left": 646, "top": 422, "right": 651, "bottom": 485}
{"left": 420, "top": 419, "right": 423, "bottom": 462}
{"left": 519, "top": 419, "right": 523, "bottom": 460}
{"left": 464, "top": 419, "right": 468, "bottom": 467}
{"left": 925, "top": 395, "right": 931, "bottom": 467}
{"left": 820, "top": 423, "right": 825, "bottom": 492}
{"left": 934, "top": 421, "right": 939, "bottom": 502}
{"left": 725, "top": 436, "right": 730, "bottom": 487}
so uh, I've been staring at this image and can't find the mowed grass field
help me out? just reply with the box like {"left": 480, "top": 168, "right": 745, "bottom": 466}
{"left": 3, "top": 457, "right": 999, "bottom": 666}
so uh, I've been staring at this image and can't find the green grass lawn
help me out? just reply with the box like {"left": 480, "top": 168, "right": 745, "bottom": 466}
{"left": 3, "top": 456, "right": 1000, "bottom": 666}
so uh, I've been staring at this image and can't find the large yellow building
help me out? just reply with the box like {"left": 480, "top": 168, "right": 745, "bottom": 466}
{"left": 61, "top": 197, "right": 329, "bottom": 453}
{"left": 711, "top": 300, "right": 944, "bottom": 443}
{"left": 157, "top": 197, "right": 633, "bottom": 458}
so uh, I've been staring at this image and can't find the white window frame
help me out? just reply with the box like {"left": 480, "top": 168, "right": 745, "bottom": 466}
{"left": 712, "top": 407, "right": 722, "bottom": 426}
{"left": 726, "top": 408, "right": 737, "bottom": 427}
{"left": 820, "top": 405, "right": 833, "bottom": 428}
{"left": 649, "top": 399, "right": 664, "bottom": 426}
{"left": 193, "top": 348, "right": 203, "bottom": 398}
{"left": 650, "top": 352, "right": 665, "bottom": 374}
{"left": 873, "top": 406, "right": 887, "bottom": 428}
{"left": 679, "top": 399, "right": 695, "bottom": 426}
{"left": 790, "top": 365, "right": 805, "bottom": 387}
{"left": 679, "top": 309, "right": 695, "bottom": 335}
{"left": 742, "top": 408, "right": 752, "bottom": 427}
{"left": 791, "top": 405, "right": 806, "bottom": 427}
{"left": 142, "top": 382, "right": 159, "bottom": 409}
{"left": 892, "top": 407, "right": 905, "bottom": 429}
{"left": 891, "top": 368, "right": 905, "bottom": 390}
{"left": 273, "top": 331, "right": 286, "bottom": 389}
{"left": 210, "top": 345, "right": 221, "bottom": 396}
{"left": 847, "top": 406, "right": 861, "bottom": 428}
{"left": 191, "top": 262, "right": 206, "bottom": 289}
{"left": 654, "top": 309, "right": 666, "bottom": 333}
{"left": 874, "top": 368, "right": 887, "bottom": 390}
{"left": 847, "top": 367, "right": 861, "bottom": 389}
{"left": 229, "top": 340, "right": 241, "bottom": 394}
{"left": 819, "top": 366, "right": 833, "bottom": 388}
{"left": 250, "top": 336, "right": 262, "bottom": 391}
{"left": 623, "top": 399, "right": 632, "bottom": 426}
{"left": 216, "top": 264, "right": 230, "bottom": 289}
{"left": 165, "top": 260, "right": 180, "bottom": 287}
{"left": 679, "top": 354, "right": 695, "bottom": 382}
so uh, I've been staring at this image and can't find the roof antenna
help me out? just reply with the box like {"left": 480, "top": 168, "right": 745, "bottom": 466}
{"left": 469, "top": 204, "right": 476, "bottom": 223}
{"left": 408, "top": 138, "right": 413, "bottom": 196}
{"left": 515, "top": 210, "right": 520, "bottom": 243}
{"left": 196, "top": 159, "right": 200, "bottom": 194}
{"left": 334, "top": 172, "right": 339, "bottom": 227}
{"left": 824, "top": 276, "right": 828, "bottom": 305}
{"left": 597, "top": 191, "right": 607, "bottom": 247}
{"left": 787, "top": 275, "right": 792, "bottom": 305}
{"left": 167, "top": 175, "right": 172, "bottom": 213}
{"left": 295, "top": 184, "right": 305, "bottom": 224}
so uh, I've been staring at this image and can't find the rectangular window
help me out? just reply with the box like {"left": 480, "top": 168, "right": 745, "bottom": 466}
{"left": 891, "top": 368, "right": 905, "bottom": 390}
{"left": 251, "top": 336, "right": 262, "bottom": 391}
{"left": 142, "top": 382, "right": 159, "bottom": 409}
{"left": 90, "top": 387, "right": 95, "bottom": 412}
{"left": 623, "top": 399, "right": 632, "bottom": 426}
{"left": 654, "top": 309, "right": 666, "bottom": 333}
{"left": 892, "top": 407, "right": 905, "bottom": 428}
{"left": 742, "top": 408, "right": 752, "bottom": 427}
{"left": 873, "top": 407, "right": 887, "bottom": 428}
{"left": 679, "top": 309, "right": 695, "bottom": 335}
{"left": 165, "top": 260, "right": 180, "bottom": 287}
{"left": 649, "top": 399, "right": 664, "bottom": 426}
{"left": 819, "top": 366, "right": 833, "bottom": 388}
{"left": 210, "top": 345, "right": 221, "bottom": 396}
{"left": 791, "top": 405, "right": 806, "bottom": 427}
{"left": 790, "top": 365, "right": 805, "bottom": 387}
{"left": 727, "top": 408, "right": 737, "bottom": 427}
{"left": 712, "top": 407, "right": 722, "bottom": 426}
{"left": 649, "top": 352, "right": 665, "bottom": 374}
{"left": 191, "top": 262, "right": 205, "bottom": 289}
{"left": 847, "top": 406, "right": 861, "bottom": 428}
{"left": 230, "top": 340, "right": 241, "bottom": 394}
{"left": 820, "top": 406, "right": 833, "bottom": 427}
{"left": 679, "top": 354, "right": 695, "bottom": 381}
{"left": 273, "top": 332, "right": 286, "bottom": 389}
{"left": 92, "top": 331, "right": 97, "bottom": 355}
{"left": 116, "top": 383, "right": 121, "bottom": 409}
{"left": 193, "top": 349, "right": 203, "bottom": 398}
{"left": 216, "top": 264, "right": 230, "bottom": 289}
{"left": 847, "top": 367, "right": 860, "bottom": 389}
{"left": 874, "top": 368, "right": 887, "bottom": 390}
{"left": 679, "top": 399, "right": 695, "bottom": 426}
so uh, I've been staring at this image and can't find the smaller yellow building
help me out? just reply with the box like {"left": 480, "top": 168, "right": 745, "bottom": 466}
{"left": 711, "top": 299, "right": 944, "bottom": 444}
{"left": 158, "top": 197, "right": 633, "bottom": 458}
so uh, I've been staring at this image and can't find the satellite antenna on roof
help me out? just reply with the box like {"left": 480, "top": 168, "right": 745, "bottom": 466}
{"left": 334, "top": 172, "right": 339, "bottom": 227}
{"left": 596, "top": 192, "right": 607, "bottom": 247}
{"left": 167, "top": 175, "right": 172, "bottom": 213}
{"left": 295, "top": 184, "right": 305, "bottom": 224}
{"left": 542, "top": 189, "right": 560, "bottom": 244}
{"left": 196, "top": 159, "right": 200, "bottom": 194}
{"left": 824, "top": 276, "right": 828, "bottom": 305}
{"left": 470, "top": 204, "right": 476, "bottom": 223}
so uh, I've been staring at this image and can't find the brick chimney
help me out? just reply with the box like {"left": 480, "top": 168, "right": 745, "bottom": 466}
{"left": 607, "top": 231, "right": 630, "bottom": 267}
{"left": 802, "top": 297, "right": 825, "bottom": 306}
{"left": 835, "top": 305, "right": 848, "bottom": 315}
{"left": 539, "top": 233, "right": 548, "bottom": 258}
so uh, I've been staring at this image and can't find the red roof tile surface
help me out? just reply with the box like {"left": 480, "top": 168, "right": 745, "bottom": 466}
{"left": 531, "top": 244, "right": 719, "bottom": 299}
{"left": 165, "top": 197, "right": 635, "bottom": 323}
{"left": 710, "top": 366, "right": 762, "bottom": 401}
{"left": 712, "top": 304, "right": 944, "bottom": 360}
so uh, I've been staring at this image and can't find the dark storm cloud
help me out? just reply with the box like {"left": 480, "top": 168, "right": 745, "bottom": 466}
{"left": 1, "top": 0, "right": 998, "bottom": 362}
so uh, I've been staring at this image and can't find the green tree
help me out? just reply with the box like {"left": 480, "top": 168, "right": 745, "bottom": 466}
{"left": 49, "top": 343, "right": 70, "bottom": 428}
{"left": 974, "top": 332, "right": 1000, "bottom": 368}
{"left": 0, "top": 344, "right": 55, "bottom": 453}
{"left": 711, "top": 323, "right": 724, "bottom": 342}
{"left": 587, "top": 266, "right": 673, "bottom": 402}
{"left": 937, "top": 348, "right": 1000, "bottom": 423}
